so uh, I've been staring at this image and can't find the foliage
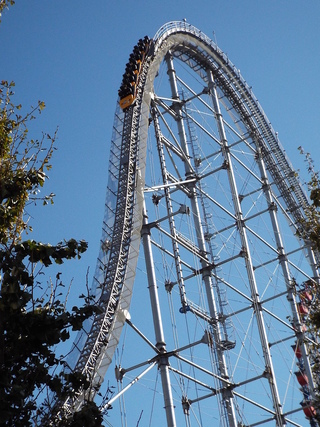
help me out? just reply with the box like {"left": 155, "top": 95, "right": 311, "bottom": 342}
{"left": 0, "top": 82, "right": 102, "bottom": 426}
{"left": 0, "top": 0, "right": 15, "bottom": 22}
{"left": 297, "top": 147, "right": 320, "bottom": 416}
{"left": 0, "top": 81, "right": 54, "bottom": 246}
{"left": 298, "top": 148, "right": 320, "bottom": 253}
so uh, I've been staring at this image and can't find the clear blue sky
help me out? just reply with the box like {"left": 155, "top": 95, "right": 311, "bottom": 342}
{"left": 1, "top": 1, "right": 320, "bottom": 425}
{"left": 1, "top": 1, "right": 319, "bottom": 291}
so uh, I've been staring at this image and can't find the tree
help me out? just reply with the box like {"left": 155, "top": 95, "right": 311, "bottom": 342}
{"left": 0, "top": 0, "right": 15, "bottom": 22}
{"left": 297, "top": 147, "right": 320, "bottom": 417}
{"left": 0, "top": 81, "right": 103, "bottom": 425}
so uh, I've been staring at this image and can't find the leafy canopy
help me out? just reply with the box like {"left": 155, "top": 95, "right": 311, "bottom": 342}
{"left": 0, "top": 81, "right": 102, "bottom": 426}
{"left": 296, "top": 147, "right": 320, "bottom": 418}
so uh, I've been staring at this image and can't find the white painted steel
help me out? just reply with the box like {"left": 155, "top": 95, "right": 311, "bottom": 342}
{"left": 54, "top": 21, "right": 318, "bottom": 427}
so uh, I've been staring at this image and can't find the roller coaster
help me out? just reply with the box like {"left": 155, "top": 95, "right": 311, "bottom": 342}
{"left": 48, "top": 21, "right": 320, "bottom": 427}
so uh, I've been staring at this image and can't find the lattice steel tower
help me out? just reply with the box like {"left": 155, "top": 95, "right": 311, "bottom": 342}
{"left": 53, "top": 22, "right": 319, "bottom": 427}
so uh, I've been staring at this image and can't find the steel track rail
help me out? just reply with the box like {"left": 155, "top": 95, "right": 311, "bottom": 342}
{"left": 49, "top": 57, "right": 150, "bottom": 420}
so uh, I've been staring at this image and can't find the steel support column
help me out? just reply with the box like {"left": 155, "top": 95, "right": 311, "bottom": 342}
{"left": 141, "top": 203, "right": 176, "bottom": 427}
{"left": 166, "top": 52, "right": 238, "bottom": 427}
{"left": 207, "top": 70, "right": 285, "bottom": 427}
{"left": 255, "top": 145, "right": 316, "bottom": 399}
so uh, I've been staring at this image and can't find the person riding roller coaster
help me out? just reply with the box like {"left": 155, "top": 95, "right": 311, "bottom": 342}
{"left": 119, "top": 36, "right": 151, "bottom": 110}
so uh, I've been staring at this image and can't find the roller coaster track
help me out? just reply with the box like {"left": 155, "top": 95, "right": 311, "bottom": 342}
{"left": 58, "top": 64, "right": 149, "bottom": 415}
{"left": 52, "top": 21, "right": 318, "bottom": 422}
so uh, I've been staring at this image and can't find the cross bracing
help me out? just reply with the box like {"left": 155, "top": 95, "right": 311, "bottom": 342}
{"left": 46, "top": 21, "right": 319, "bottom": 427}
